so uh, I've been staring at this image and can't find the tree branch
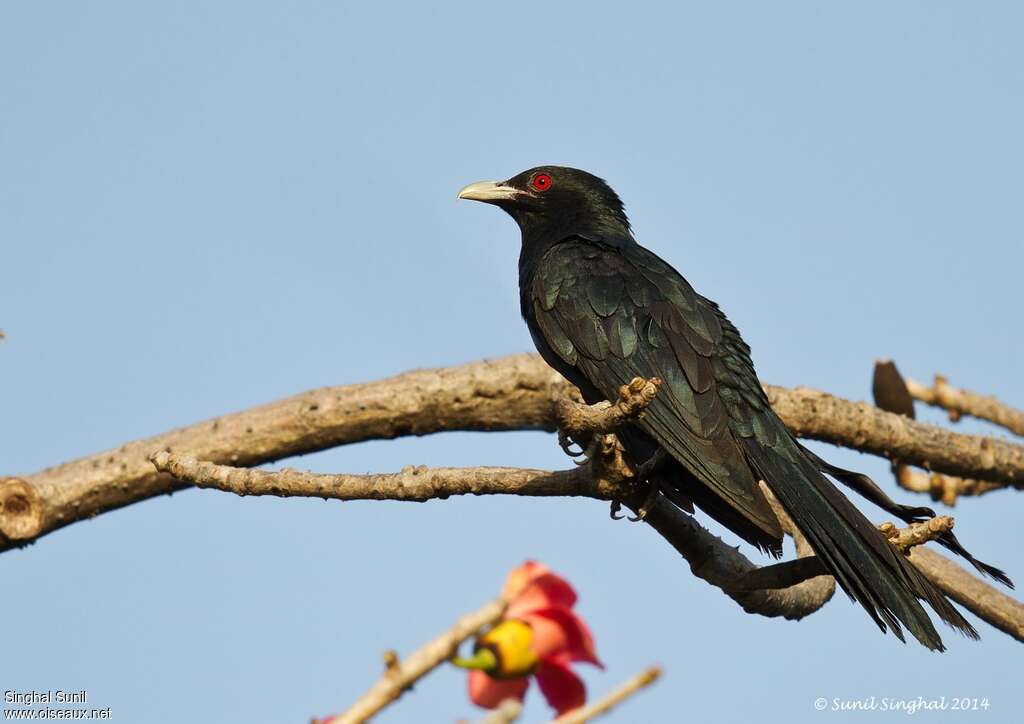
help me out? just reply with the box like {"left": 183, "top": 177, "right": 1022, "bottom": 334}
{"left": 871, "top": 362, "right": 1016, "bottom": 504}
{"left": 150, "top": 452, "right": 610, "bottom": 503}
{"left": 5, "top": 354, "right": 561, "bottom": 550}
{"left": 161, "top": 446, "right": 1024, "bottom": 640}
{"left": 906, "top": 374, "right": 1024, "bottom": 437}
{"left": 317, "top": 597, "right": 508, "bottom": 724}
{"left": 152, "top": 452, "right": 836, "bottom": 622}
{"left": 894, "top": 464, "right": 1004, "bottom": 506}
{"left": 909, "top": 548, "right": 1024, "bottom": 644}
{"left": 762, "top": 383, "right": 1024, "bottom": 486}
{"left": 480, "top": 699, "right": 523, "bottom": 724}
{"left": 552, "top": 666, "right": 662, "bottom": 724}
{"left": 7, "top": 354, "right": 1024, "bottom": 553}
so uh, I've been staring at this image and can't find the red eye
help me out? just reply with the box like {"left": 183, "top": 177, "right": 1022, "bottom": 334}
{"left": 531, "top": 173, "right": 553, "bottom": 192}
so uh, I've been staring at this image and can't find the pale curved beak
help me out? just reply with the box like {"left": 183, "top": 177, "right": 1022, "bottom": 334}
{"left": 457, "top": 180, "right": 521, "bottom": 203}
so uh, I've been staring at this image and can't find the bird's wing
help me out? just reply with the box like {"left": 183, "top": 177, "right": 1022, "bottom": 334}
{"left": 533, "top": 239, "right": 983, "bottom": 649}
{"left": 531, "top": 239, "right": 784, "bottom": 546}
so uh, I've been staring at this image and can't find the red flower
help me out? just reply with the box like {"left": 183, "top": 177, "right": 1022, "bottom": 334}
{"left": 457, "top": 561, "right": 602, "bottom": 716}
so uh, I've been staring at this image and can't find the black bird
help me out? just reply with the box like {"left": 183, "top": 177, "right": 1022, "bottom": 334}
{"left": 459, "top": 165, "right": 1009, "bottom": 651}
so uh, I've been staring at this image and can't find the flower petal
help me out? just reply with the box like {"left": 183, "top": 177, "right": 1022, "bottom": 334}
{"left": 522, "top": 608, "right": 602, "bottom": 667}
{"left": 507, "top": 572, "right": 578, "bottom": 619}
{"left": 502, "top": 560, "right": 550, "bottom": 600}
{"left": 467, "top": 670, "right": 530, "bottom": 710}
{"left": 535, "top": 657, "right": 586, "bottom": 715}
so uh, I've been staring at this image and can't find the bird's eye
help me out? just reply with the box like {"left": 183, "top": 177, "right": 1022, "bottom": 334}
{"left": 531, "top": 173, "right": 553, "bottom": 192}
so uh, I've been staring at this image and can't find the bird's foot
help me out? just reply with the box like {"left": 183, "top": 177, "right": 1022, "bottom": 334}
{"left": 627, "top": 482, "right": 662, "bottom": 522}
{"left": 557, "top": 428, "right": 583, "bottom": 458}
{"left": 609, "top": 450, "right": 669, "bottom": 522}
{"left": 634, "top": 449, "right": 668, "bottom": 483}
{"left": 557, "top": 427, "right": 597, "bottom": 465}
{"left": 575, "top": 436, "right": 605, "bottom": 466}
{"left": 626, "top": 449, "right": 669, "bottom": 521}
{"left": 552, "top": 377, "right": 660, "bottom": 457}
{"left": 615, "top": 376, "right": 662, "bottom": 419}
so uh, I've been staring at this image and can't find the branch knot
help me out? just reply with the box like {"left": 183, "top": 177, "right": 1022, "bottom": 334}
{"left": 878, "top": 516, "right": 955, "bottom": 553}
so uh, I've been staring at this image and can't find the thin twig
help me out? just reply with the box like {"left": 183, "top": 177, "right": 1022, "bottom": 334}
{"left": 151, "top": 451, "right": 836, "bottom": 622}
{"left": 907, "top": 374, "right": 1024, "bottom": 437}
{"left": 318, "top": 597, "right": 508, "bottom": 724}
{"left": 552, "top": 666, "right": 662, "bottom": 724}
{"left": 150, "top": 452, "right": 609, "bottom": 502}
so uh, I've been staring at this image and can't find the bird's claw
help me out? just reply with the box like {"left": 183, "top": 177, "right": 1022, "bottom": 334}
{"left": 574, "top": 437, "right": 601, "bottom": 466}
{"left": 557, "top": 429, "right": 584, "bottom": 458}
{"left": 559, "top": 428, "right": 601, "bottom": 466}
{"left": 609, "top": 500, "right": 626, "bottom": 520}
{"left": 627, "top": 482, "right": 661, "bottom": 522}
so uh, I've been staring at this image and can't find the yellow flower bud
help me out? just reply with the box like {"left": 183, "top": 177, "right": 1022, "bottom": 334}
{"left": 453, "top": 619, "right": 539, "bottom": 679}
{"left": 476, "top": 619, "right": 539, "bottom": 678}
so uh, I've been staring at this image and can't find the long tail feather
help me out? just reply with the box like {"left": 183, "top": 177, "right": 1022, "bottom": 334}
{"left": 740, "top": 436, "right": 978, "bottom": 651}
{"left": 802, "top": 446, "right": 1013, "bottom": 589}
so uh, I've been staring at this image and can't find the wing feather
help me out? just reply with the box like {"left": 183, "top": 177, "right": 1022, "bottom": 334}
{"left": 533, "top": 241, "right": 783, "bottom": 546}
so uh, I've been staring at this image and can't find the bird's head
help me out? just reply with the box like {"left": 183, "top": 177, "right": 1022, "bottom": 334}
{"left": 458, "top": 166, "right": 633, "bottom": 246}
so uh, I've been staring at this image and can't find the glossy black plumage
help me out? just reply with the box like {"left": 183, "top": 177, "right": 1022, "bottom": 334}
{"left": 460, "top": 165, "right": 1009, "bottom": 650}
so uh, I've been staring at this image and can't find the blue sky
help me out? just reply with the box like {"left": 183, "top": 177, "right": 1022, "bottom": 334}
{"left": 2, "top": 2, "right": 1022, "bottom": 722}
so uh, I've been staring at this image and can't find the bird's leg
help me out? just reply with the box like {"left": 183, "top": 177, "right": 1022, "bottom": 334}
{"left": 627, "top": 487, "right": 660, "bottom": 522}
{"left": 580, "top": 433, "right": 633, "bottom": 520}
{"left": 634, "top": 448, "right": 668, "bottom": 484}
{"left": 550, "top": 376, "right": 664, "bottom": 517}
{"left": 554, "top": 387, "right": 595, "bottom": 461}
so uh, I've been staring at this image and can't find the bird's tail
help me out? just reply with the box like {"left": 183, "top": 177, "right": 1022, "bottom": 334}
{"left": 802, "top": 445, "right": 1012, "bottom": 588}
{"left": 739, "top": 435, "right": 977, "bottom": 651}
